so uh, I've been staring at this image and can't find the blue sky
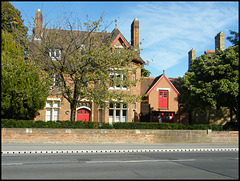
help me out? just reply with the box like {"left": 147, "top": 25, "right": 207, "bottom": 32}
{"left": 10, "top": 1, "right": 239, "bottom": 78}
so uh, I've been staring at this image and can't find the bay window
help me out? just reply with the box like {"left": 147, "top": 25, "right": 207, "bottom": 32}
{"left": 109, "top": 103, "right": 128, "bottom": 124}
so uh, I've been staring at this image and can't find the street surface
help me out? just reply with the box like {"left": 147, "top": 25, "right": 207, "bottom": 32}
{"left": 2, "top": 143, "right": 238, "bottom": 153}
{"left": 1, "top": 144, "right": 239, "bottom": 179}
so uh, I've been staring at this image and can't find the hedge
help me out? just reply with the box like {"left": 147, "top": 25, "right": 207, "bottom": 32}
{"left": 112, "top": 122, "right": 225, "bottom": 131}
{"left": 1, "top": 119, "right": 102, "bottom": 129}
{"left": 1, "top": 119, "right": 235, "bottom": 130}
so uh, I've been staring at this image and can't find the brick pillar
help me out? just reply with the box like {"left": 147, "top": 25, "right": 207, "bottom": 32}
{"left": 215, "top": 31, "right": 225, "bottom": 51}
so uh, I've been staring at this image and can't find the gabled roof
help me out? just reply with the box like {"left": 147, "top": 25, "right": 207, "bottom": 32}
{"left": 110, "top": 28, "right": 130, "bottom": 48}
{"left": 143, "top": 74, "right": 180, "bottom": 96}
{"left": 108, "top": 28, "right": 144, "bottom": 64}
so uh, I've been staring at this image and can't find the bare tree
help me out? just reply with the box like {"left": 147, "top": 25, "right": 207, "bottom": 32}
{"left": 29, "top": 10, "right": 142, "bottom": 121}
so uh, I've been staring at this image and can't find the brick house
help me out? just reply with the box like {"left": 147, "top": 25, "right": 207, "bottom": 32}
{"left": 32, "top": 9, "right": 182, "bottom": 124}
{"left": 140, "top": 71, "right": 181, "bottom": 123}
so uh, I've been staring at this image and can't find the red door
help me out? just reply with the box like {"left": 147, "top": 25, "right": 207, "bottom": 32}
{"left": 159, "top": 90, "right": 168, "bottom": 109}
{"left": 77, "top": 108, "right": 90, "bottom": 121}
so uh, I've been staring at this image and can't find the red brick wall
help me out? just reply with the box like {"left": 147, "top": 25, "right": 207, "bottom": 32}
{"left": 2, "top": 128, "right": 238, "bottom": 144}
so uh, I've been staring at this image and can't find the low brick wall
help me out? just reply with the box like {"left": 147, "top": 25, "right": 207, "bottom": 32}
{"left": 211, "top": 131, "right": 239, "bottom": 144}
{"left": 1, "top": 128, "right": 238, "bottom": 144}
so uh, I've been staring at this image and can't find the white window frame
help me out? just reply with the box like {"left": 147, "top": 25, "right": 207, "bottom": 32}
{"left": 45, "top": 98, "right": 61, "bottom": 122}
{"left": 49, "top": 49, "right": 61, "bottom": 60}
{"left": 108, "top": 103, "right": 128, "bottom": 124}
{"left": 157, "top": 88, "right": 171, "bottom": 92}
{"left": 109, "top": 73, "right": 127, "bottom": 90}
{"left": 48, "top": 72, "right": 61, "bottom": 89}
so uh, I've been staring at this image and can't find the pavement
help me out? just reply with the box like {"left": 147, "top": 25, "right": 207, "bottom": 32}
{"left": 1, "top": 143, "right": 238, "bottom": 155}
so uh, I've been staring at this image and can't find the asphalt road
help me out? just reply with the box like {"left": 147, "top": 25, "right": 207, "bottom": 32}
{"left": 2, "top": 151, "right": 238, "bottom": 179}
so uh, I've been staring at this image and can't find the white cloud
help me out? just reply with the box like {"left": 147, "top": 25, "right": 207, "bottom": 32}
{"left": 116, "top": 2, "right": 238, "bottom": 77}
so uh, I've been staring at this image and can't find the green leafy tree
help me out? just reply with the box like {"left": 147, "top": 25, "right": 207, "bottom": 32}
{"left": 226, "top": 30, "right": 239, "bottom": 46}
{"left": 180, "top": 44, "right": 239, "bottom": 124}
{"left": 1, "top": 1, "right": 28, "bottom": 44}
{"left": 1, "top": 3, "right": 49, "bottom": 120}
{"left": 141, "top": 66, "right": 151, "bottom": 77}
{"left": 30, "top": 12, "right": 143, "bottom": 121}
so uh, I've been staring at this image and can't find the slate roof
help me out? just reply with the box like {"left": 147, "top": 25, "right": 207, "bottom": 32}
{"left": 36, "top": 27, "right": 144, "bottom": 64}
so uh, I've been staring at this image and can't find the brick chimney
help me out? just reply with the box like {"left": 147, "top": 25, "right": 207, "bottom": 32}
{"left": 34, "top": 9, "right": 43, "bottom": 39}
{"left": 188, "top": 48, "right": 196, "bottom": 71}
{"left": 215, "top": 31, "right": 225, "bottom": 51}
{"left": 131, "top": 18, "right": 139, "bottom": 49}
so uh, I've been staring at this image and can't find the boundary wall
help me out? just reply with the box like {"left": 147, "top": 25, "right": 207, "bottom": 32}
{"left": 1, "top": 128, "right": 238, "bottom": 144}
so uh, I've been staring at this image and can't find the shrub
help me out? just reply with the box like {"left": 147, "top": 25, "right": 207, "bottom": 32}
{"left": 223, "top": 122, "right": 239, "bottom": 131}
{"left": 113, "top": 122, "right": 187, "bottom": 130}
{"left": 34, "top": 120, "right": 47, "bottom": 128}
{"left": 16, "top": 120, "right": 35, "bottom": 128}
{"left": 99, "top": 122, "right": 113, "bottom": 129}
{"left": 1, "top": 119, "right": 229, "bottom": 131}
{"left": 1, "top": 119, "right": 17, "bottom": 128}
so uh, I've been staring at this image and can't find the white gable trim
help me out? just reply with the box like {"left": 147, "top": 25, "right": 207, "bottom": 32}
{"left": 157, "top": 88, "right": 171, "bottom": 92}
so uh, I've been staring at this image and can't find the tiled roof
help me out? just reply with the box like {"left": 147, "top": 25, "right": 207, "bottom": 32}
{"left": 168, "top": 78, "right": 182, "bottom": 94}
{"left": 204, "top": 50, "right": 215, "bottom": 55}
{"left": 141, "top": 77, "right": 158, "bottom": 95}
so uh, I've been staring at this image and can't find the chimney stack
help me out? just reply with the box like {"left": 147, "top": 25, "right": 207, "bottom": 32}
{"left": 215, "top": 31, "right": 225, "bottom": 51}
{"left": 131, "top": 18, "right": 139, "bottom": 49}
{"left": 188, "top": 48, "right": 196, "bottom": 71}
{"left": 34, "top": 9, "right": 43, "bottom": 39}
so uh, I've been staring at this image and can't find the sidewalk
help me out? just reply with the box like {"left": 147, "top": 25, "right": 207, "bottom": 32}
{"left": 2, "top": 143, "right": 238, "bottom": 155}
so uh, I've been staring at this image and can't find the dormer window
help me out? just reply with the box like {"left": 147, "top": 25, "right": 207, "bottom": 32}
{"left": 49, "top": 49, "right": 61, "bottom": 60}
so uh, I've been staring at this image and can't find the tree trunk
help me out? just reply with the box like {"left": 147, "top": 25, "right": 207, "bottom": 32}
{"left": 70, "top": 102, "right": 77, "bottom": 121}
{"left": 230, "top": 107, "right": 233, "bottom": 123}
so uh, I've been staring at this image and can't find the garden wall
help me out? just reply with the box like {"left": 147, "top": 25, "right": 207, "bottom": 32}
{"left": 1, "top": 128, "right": 238, "bottom": 144}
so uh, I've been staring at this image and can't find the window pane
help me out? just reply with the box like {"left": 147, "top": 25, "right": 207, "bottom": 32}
{"left": 116, "top": 74, "right": 121, "bottom": 88}
{"left": 109, "top": 109, "right": 113, "bottom": 116}
{"left": 55, "top": 49, "right": 60, "bottom": 57}
{"left": 123, "top": 104, "right": 127, "bottom": 108}
{"left": 53, "top": 108, "right": 59, "bottom": 121}
{"left": 46, "top": 101, "right": 51, "bottom": 107}
{"left": 116, "top": 103, "right": 120, "bottom": 108}
{"left": 46, "top": 109, "right": 52, "bottom": 121}
{"left": 50, "top": 50, "right": 54, "bottom": 57}
{"left": 53, "top": 102, "right": 59, "bottom": 108}
{"left": 115, "top": 110, "right": 120, "bottom": 122}
{"left": 109, "top": 109, "right": 113, "bottom": 124}
{"left": 109, "top": 103, "right": 114, "bottom": 108}
{"left": 164, "top": 91, "right": 168, "bottom": 97}
{"left": 122, "top": 110, "right": 127, "bottom": 122}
